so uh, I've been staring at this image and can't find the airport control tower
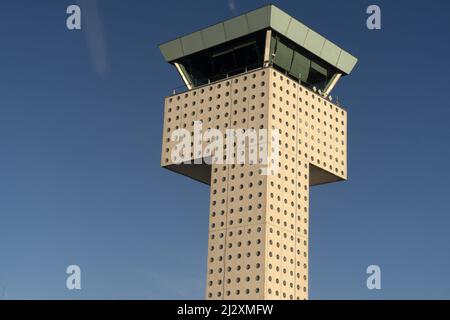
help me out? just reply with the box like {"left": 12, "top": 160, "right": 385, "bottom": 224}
{"left": 159, "top": 5, "right": 357, "bottom": 300}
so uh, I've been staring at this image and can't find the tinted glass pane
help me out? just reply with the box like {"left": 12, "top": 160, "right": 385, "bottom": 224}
{"left": 176, "top": 32, "right": 265, "bottom": 87}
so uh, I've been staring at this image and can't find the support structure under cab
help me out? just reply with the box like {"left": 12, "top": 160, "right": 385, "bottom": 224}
{"left": 159, "top": 5, "right": 357, "bottom": 300}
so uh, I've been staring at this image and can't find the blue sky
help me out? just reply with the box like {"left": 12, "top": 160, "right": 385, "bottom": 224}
{"left": 0, "top": 0, "right": 450, "bottom": 299}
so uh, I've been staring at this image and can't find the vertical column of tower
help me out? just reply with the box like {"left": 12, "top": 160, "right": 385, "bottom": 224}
{"left": 205, "top": 79, "right": 233, "bottom": 299}
{"left": 264, "top": 70, "right": 309, "bottom": 300}
{"left": 206, "top": 70, "right": 270, "bottom": 300}
{"left": 207, "top": 164, "right": 228, "bottom": 299}
{"left": 294, "top": 78, "right": 310, "bottom": 301}
{"left": 205, "top": 69, "right": 318, "bottom": 300}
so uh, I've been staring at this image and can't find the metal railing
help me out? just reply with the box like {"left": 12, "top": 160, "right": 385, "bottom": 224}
{"left": 168, "top": 61, "right": 343, "bottom": 108}
{"left": 170, "top": 62, "right": 263, "bottom": 95}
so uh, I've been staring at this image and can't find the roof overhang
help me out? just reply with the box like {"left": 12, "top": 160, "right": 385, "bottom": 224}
{"left": 158, "top": 4, "right": 358, "bottom": 75}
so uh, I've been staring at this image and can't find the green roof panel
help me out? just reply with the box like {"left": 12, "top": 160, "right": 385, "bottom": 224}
{"left": 337, "top": 50, "right": 358, "bottom": 74}
{"left": 224, "top": 15, "right": 249, "bottom": 41}
{"left": 202, "top": 23, "right": 226, "bottom": 48}
{"left": 246, "top": 6, "right": 271, "bottom": 33}
{"left": 285, "top": 19, "right": 308, "bottom": 46}
{"left": 159, "top": 39, "right": 184, "bottom": 62}
{"left": 181, "top": 31, "right": 204, "bottom": 56}
{"left": 320, "top": 40, "right": 341, "bottom": 66}
{"left": 304, "top": 29, "right": 326, "bottom": 57}
{"left": 270, "top": 5, "right": 291, "bottom": 35}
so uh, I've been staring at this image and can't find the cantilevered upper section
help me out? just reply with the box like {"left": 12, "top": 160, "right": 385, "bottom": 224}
{"left": 159, "top": 4, "right": 357, "bottom": 92}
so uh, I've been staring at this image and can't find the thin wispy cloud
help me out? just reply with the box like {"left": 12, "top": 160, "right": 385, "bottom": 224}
{"left": 78, "top": 0, "right": 110, "bottom": 77}
{"left": 228, "top": 0, "right": 237, "bottom": 14}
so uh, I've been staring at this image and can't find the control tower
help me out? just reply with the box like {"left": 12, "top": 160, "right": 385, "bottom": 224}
{"left": 159, "top": 5, "right": 357, "bottom": 300}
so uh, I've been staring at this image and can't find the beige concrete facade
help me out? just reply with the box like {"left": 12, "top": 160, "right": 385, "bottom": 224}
{"left": 161, "top": 67, "right": 347, "bottom": 300}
